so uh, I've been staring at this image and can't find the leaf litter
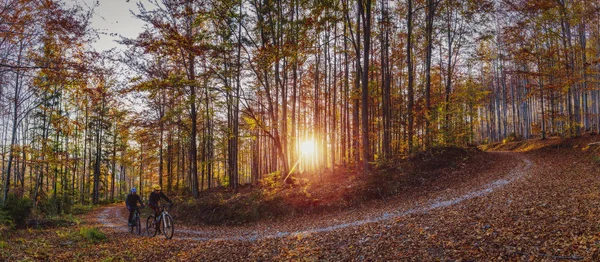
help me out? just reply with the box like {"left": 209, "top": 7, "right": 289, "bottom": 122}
{"left": 4, "top": 136, "right": 600, "bottom": 260}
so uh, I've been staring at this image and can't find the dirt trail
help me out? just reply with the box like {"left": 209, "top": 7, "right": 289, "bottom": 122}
{"left": 95, "top": 152, "right": 532, "bottom": 242}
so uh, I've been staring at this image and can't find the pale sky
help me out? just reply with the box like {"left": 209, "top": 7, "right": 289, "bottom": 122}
{"left": 76, "top": 0, "right": 147, "bottom": 51}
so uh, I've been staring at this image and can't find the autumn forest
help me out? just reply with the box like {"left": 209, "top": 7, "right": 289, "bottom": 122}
{"left": 2, "top": 0, "right": 600, "bottom": 258}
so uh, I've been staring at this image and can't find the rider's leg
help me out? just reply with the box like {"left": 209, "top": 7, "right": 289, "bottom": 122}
{"left": 128, "top": 208, "right": 134, "bottom": 225}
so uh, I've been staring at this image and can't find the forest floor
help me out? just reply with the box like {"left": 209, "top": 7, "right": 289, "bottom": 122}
{"left": 3, "top": 135, "right": 600, "bottom": 261}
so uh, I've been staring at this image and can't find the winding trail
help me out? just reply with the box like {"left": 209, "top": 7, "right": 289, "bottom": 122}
{"left": 95, "top": 152, "right": 532, "bottom": 242}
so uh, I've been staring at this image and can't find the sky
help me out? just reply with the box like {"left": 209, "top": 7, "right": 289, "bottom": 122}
{"left": 76, "top": 0, "right": 147, "bottom": 51}
{"left": 71, "top": 0, "right": 152, "bottom": 112}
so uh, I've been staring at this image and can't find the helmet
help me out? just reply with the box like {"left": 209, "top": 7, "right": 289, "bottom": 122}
{"left": 153, "top": 185, "right": 161, "bottom": 190}
{"left": 131, "top": 187, "right": 137, "bottom": 193}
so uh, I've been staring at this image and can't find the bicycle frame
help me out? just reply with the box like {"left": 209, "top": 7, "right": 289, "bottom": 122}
{"left": 147, "top": 204, "right": 174, "bottom": 239}
{"left": 129, "top": 207, "right": 142, "bottom": 235}
{"left": 159, "top": 208, "right": 169, "bottom": 226}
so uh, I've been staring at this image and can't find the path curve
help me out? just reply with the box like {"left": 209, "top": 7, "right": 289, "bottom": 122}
{"left": 95, "top": 152, "right": 532, "bottom": 242}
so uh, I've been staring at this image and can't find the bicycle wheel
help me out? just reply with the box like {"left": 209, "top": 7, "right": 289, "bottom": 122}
{"left": 135, "top": 214, "right": 142, "bottom": 235}
{"left": 161, "top": 214, "right": 174, "bottom": 239}
{"left": 146, "top": 215, "right": 157, "bottom": 237}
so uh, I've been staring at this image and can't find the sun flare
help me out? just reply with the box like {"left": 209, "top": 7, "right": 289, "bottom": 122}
{"left": 300, "top": 140, "right": 315, "bottom": 156}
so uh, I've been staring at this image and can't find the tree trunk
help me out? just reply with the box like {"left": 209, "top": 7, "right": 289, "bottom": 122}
{"left": 407, "top": 0, "right": 415, "bottom": 152}
{"left": 2, "top": 42, "right": 24, "bottom": 205}
{"left": 425, "top": 0, "right": 437, "bottom": 148}
{"left": 360, "top": 0, "right": 371, "bottom": 171}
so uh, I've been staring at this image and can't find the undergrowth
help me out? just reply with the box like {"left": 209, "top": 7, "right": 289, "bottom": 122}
{"left": 1, "top": 194, "right": 33, "bottom": 229}
{"left": 178, "top": 146, "right": 480, "bottom": 226}
{"left": 79, "top": 227, "right": 106, "bottom": 243}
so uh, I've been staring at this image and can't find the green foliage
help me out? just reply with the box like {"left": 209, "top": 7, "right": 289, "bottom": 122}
{"left": 71, "top": 204, "right": 93, "bottom": 215}
{"left": 55, "top": 228, "right": 72, "bottom": 239}
{"left": 55, "top": 227, "right": 88, "bottom": 244}
{"left": 43, "top": 198, "right": 59, "bottom": 215}
{"left": 0, "top": 210, "right": 13, "bottom": 228}
{"left": 2, "top": 194, "right": 33, "bottom": 228}
{"left": 260, "top": 171, "right": 283, "bottom": 189}
{"left": 38, "top": 197, "right": 66, "bottom": 216}
{"left": 60, "top": 214, "right": 80, "bottom": 226}
{"left": 98, "top": 199, "right": 119, "bottom": 205}
{"left": 79, "top": 227, "right": 106, "bottom": 243}
{"left": 60, "top": 194, "right": 74, "bottom": 214}
{"left": 0, "top": 240, "right": 6, "bottom": 249}
{"left": 38, "top": 195, "right": 88, "bottom": 216}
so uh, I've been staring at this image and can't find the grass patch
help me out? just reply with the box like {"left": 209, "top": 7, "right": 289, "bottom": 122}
{"left": 0, "top": 241, "right": 6, "bottom": 249}
{"left": 79, "top": 227, "right": 106, "bottom": 243}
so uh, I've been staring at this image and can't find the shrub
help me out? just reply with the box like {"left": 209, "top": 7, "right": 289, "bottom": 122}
{"left": 0, "top": 209, "right": 13, "bottom": 227}
{"left": 260, "top": 171, "right": 283, "bottom": 189}
{"left": 2, "top": 194, "right": 33, "bottom": 228}
{"left": 38, "top": 197, "right": 62, "bottom": 216}
{"left": 60, "top": 194, "right": 74, "bottom": 214}
{"left": 71, "top": 204, "right": 93, "bottom": 215}
{"left": 79, "top": 227, "right": 106, "bottom": 243}
{"left": 46, "top": 214, "right": 80, "bottom": 227}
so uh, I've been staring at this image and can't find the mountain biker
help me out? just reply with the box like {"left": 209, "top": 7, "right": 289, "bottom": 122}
{"left": 125, "top": 187, "right": 144, "bottom": 226}
{"left": 148, "top": 185, "right": 173, "bottom": 217}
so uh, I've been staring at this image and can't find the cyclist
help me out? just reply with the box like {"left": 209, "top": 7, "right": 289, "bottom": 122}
{"left": 148, "top": 185, "right": 173, "bottom": 217}
{"left": 125, "top": 187, "right": 144, "bottom": 226}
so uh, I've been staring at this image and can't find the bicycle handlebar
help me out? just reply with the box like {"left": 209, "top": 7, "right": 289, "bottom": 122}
{"left": 158, "top": 204, "right": 173, "bottom": 211}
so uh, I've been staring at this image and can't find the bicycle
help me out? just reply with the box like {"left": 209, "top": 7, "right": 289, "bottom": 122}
{"left": 128, "top": 207, "right": 142, "bottom": 235}
{"left": 146, "top": 204, "right": 174, "bottom": 239}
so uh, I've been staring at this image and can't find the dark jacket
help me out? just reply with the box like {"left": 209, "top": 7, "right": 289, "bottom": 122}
{"left": 126, "top": 193, "right": 143, "bottom": 208}
{"left": 148, "top": 191, "right": 172, "bottom": 206}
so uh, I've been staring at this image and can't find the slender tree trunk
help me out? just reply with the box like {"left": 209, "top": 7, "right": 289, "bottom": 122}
{"left": 425, "top": 0, "right": 437, "bottom": 148}
{"left": 559, "top": 0, "right": 576, "bottom": 137}
{"left": 407, "top": 0, "right": 415, "bottom": 152}
{"left": 361, "top": 0, "right": 371, "bottom": 170}
{"left": 111, "top": 119, "right": 117, "bottom": 201}
{"left": 139, "top": 145, "right": 143, "bottom": 199}
{"left": 159, "top": 102, "right": 164, "bottom": 189}
{"left": 93, "top": 112, "right": 102, "bottom": 205}
{"left": 579, "top": 21, "right": 587, "bottom": 132}
{"left": 3, "top": 42, "right": 24, "bottom": 205}
{"left": 232, "top": 0, "right": 242, "bottom": 191}
{"left": 342, "top": 10, "right": 349, "bottom": 165}
{"left": 167, "top": 130, "right": 173, "bottom": 194}
{"left": 353, "top": 0, "right": 361, "bottom": 164}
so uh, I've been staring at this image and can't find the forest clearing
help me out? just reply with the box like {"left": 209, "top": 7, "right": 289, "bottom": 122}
{"left": 2, "top": 135, "right": 600, "bottom": 261}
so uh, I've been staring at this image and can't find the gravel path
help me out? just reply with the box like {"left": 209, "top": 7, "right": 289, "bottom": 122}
{"left": 95, "top": 152, "right": 532, "bottom": 242}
